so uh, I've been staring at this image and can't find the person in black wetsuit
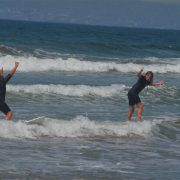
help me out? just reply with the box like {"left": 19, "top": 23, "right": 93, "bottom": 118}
{"left": 0, "top": 62, "right": 19, "bottom": 120}
{"left": 128, "top": 68, "right": 164, "bottom": 121}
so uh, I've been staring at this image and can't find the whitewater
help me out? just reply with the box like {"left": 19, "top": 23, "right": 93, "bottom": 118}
{"left": 1, "top": 55, "right": 180, "bottom": 73}
{"left": 0, "top": 20, "right": 180, "bottom": 179}
{"left": 0, "top": 116, "right": 159, "bottom": 139}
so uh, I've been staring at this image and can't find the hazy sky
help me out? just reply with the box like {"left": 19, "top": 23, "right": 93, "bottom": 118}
{"left": 0, "top": 0, "right": 180, "bottom": 29}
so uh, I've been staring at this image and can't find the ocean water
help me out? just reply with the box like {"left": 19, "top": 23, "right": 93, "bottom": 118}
{"left": 0, "top": 19, "right": 180, "bottom": 179}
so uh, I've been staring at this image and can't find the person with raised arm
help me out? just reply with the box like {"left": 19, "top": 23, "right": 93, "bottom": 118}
{"left": 0, "top": 62, "right": 19, "bottom": 120}
{"left": 128, "top": 68, "right": 164, "bottom": 121}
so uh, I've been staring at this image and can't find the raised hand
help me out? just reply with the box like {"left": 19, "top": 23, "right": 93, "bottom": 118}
{"left": 15, "top": 62, "right": 19, "bottom": 67}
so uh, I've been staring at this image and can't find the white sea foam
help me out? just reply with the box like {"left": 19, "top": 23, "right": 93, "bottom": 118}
{"left": 0, "top": 55, "right": 180, "bottom": 73}
{"left": 7, "top": 84, "right": 127, "bottom": 97}
{"left": 0, "top": 116, "right": 157, "bottom": 139}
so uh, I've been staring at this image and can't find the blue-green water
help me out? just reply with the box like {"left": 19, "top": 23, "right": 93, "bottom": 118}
{"left": 0, "top": 19, "right": 180, "bottom": 179}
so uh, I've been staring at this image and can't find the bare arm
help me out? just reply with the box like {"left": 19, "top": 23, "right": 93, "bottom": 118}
{"left": 150, "top": 80, "right": 164, "bottom": 86}
{"left": 137, "top": 68, "right": 144, "bottom": 77}
{"left": 8, "top": 62, "right": 19, "bottom": 76}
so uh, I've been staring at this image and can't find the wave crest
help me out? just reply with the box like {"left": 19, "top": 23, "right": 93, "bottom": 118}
{"left": 0, "top": 116, "right": 156, "bottom": 139}
{"left": 7, "top": 84, "right": 127, "bottom": 97}
{"left": 1, "top": 55, "right": 180, "bottom": 73}
{"left": 0, "top": 45, "right": 23, "bottom": 56}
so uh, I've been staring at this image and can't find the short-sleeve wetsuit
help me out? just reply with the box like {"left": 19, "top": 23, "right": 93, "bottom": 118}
{"left": 0, "top": 74, "right": 12, "bottom": 114}
{"left": 128, "top": 75, "right": 151, "bottom": 106}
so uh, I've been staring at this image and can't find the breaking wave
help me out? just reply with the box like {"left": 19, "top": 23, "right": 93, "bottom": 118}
{"left": 0, "top": 45, "right": 23, "bottom": 56}
{"left": 7, "top": 84, "right": 128, "bottom": 97}
{"left": 0, "top": 55, "right": 180, "bottom": 73}
{"left": 6, "top": 84, "right": 180, "bottom": 100}
{"left": 0, "top": 116, "right": 158, "bottom": 139}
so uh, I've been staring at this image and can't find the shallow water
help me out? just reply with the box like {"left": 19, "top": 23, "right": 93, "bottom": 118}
{"left": 0, "top": 19, "right": 180, "bottom": 179}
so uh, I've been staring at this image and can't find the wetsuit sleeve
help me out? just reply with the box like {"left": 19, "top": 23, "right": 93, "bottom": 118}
{"left": 4, "top": 74, "right": 12, "bottom": 84}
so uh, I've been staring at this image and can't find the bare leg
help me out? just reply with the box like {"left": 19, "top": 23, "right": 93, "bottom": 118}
{"left": 5, "top": 111, "right": 13, "bottom": 120}
{"left": 128, "top": 105, "right": 135, "bottom": 120}
{"left": 137, "top": 102, "right": 143, "bottom": 122}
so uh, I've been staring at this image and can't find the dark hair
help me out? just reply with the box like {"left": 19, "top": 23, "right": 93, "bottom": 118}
{"left": 146, "top": 71, "right": 153, "bottom": 83}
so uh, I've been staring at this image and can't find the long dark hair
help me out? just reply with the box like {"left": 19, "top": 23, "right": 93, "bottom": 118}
{"left": 146, "top": 71, "right": 153, "bottom": 83}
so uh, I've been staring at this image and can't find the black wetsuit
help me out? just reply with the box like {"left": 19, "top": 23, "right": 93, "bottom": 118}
{"left": 0, "top": 74, "right": 12, "bottom": 114}
{"left": 128, "top": 75, "right": 151, "bottom": 106}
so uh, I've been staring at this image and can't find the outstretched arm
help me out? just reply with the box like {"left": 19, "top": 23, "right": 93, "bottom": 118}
{"left": 8, "top": 62, "right": 19, "bottom": 76}
{"left": 150, "top": 80, "right": 164, "bottom": 86}
{"left": 137, "top": 68, "right": 144, "bottom": 77}
{"left": 5, "top": 62, "right": 19, "bottom": 83}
